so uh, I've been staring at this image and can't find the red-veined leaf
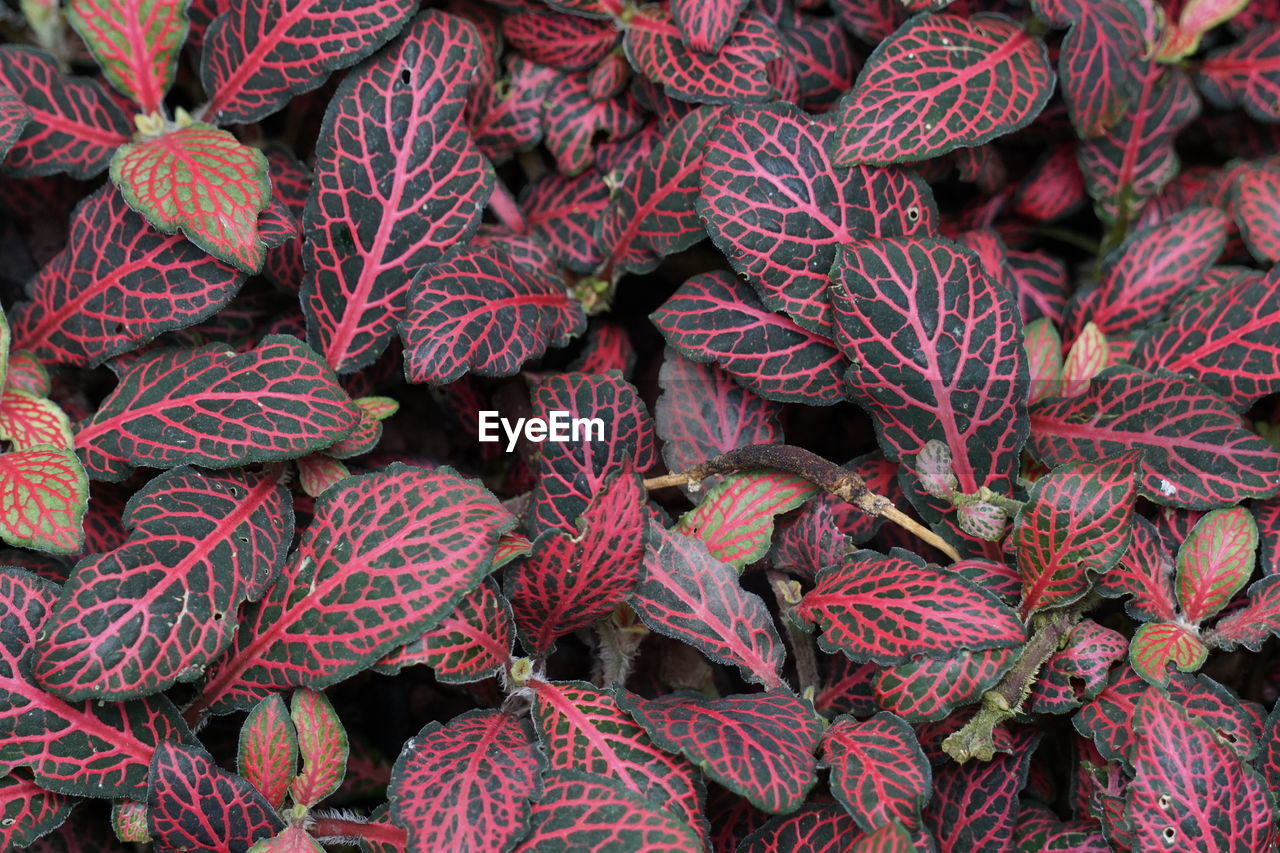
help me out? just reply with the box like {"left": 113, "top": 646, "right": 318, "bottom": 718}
{"left": 262, "top": 149, "right": 308, "bottom": 291}
{"left": 1197, "top": 24, "right": 1280, "bottom": 123}
{"left": 375, "top": 580, "right": 513, "bottom": 682}
{"left": 624, "top": 7, "right": 785, "bottom": 105}
{"left": 389, "top": 709, "right": 544, "bottom": 853}
{"left": 0, "top": 390, "right": 72, "bottom": 450}
{"left": 797, "top": 549, "right": 1025, "bottom": 665}
{"left": 74, "top": 337, "right": 360, "bottom": 481}
{"left": 0, "top": 567, "right": 194, "bottom": 798}
{"left": 248, "top": 826, "right": 324, "bottom": 853}
{"left": 1232, "top": 164, "right": 1280, "bottom": 264}
{"left": 296, "top": 454, "right": 348, "bottom": 497}
{"left": 193, "top": 465, "right": 514, "bottom": 714}
{"left": 923, "top": 731, "right": 1037, "bottom": 853}
{"left": 67, "top": 0, "right": 187, "bottom": 113}
{"left": 0, "top": 448, "right": 88, "bottom": 554}
{"left": 1029, "top": 366, "right": 1280, "bottom": 509}
{"left": 0, "top": 771, "right": 73, "bottom": 849}
{"left": 238, "top": 694, "right": 298, "bottom": 810}
{"left": 1097, "top": 515, "right": 1177, "bottom": 621}
{"left": 542, "top": 69, "right": 646, "bottom": 176}
{"left": 698, "top": 103, "right": 936, "bottom": 335}
{"left": 529, "top": 680, "right": 705, "bottom": 837}
{"left": 32, "top": 467, "right": 288, "bottom": 700}
{"left": 0, "top": 46, "right": 131, "bottom": 178}
{"left": 674, "top": 471, "right": 816, "bottom": 568}
{"left": 110, "top": 125, "right": 270, "bottom": 273}
{"left": 783, "top": 14, "right": 859, "bottom": 113}
{"left": 631, "top": 523, "right": 786, "bottom": 689}
{"left": 652, "top": 270, "right": 849, "bottom": 406}
{"left": 515, "top": 770, "right": 704, "bottom": 853}
{"left": 1012, "top": 452, "right": 1140, "bottom": 616}
{"left": 302, "top": 10, "right": 491, "bottom": 373}
{"left": 1129, "top": 621, "right": 1208, "bottom": 686}
{"left": 148, "top": 741, "right": 284, "bottom": 852}
{"left": 618, "top": 690, "right": 822, "bottom": 815}
{"left": 770, "top": 497, "right": 851, "bottom": 580}
{"left": 1060, "top": 322, "right": 1108, "bottom": 398}
{"left": 1014, "top": 144, "right": 1086, "bottom": 222}
{"left": 198, "top": 0, "right": 416, "bottom": 125}
{"left": 831, "top": 13, "right": 1054, "bottom": 166}
{"left": 820, "top": 713, "right": 930, "bottom": 832}
{"left": 507, "top": 467, "right": 645, "bottom": 654}
{"left": 289, "top": 688, "right": 347, "bottom": 808}
{"left": 1027, "top": 620, "right": 1128, "bottom": 714}
{"left": 527, "top": 371, "right": 655, "bottom": 535}
{"left": 5, "top": 351, "right": 50, "bottom": 397}
{"left": 737, "top": 804, "right": 874, "bottom": 853}
{"left": 12, "top": 185, "right": 246, "bottom": 368}
{"left": 1205, "top": 574, "right": 1280, "bottom": 651}
{"left": 470, "top": 55, "right": 557, "bottom": 166}
{"left": 672, "top": 0, "right": 750, "bottom": 52}
{"left": 655, "top": 351, "right": 784, "bottom": 487}
{"left": 501, "top": 9, "right": 617, "bottom": 71}
{"left": 873, "top": 647, "right": 1018, "bottom": 723}
{"left": 399, "top": 244, "right": 585, "bottom": 385}
{"left": 1176, "top": 507, "right": 1259, "bottom": 625}
{"left": 1124, "top": 689, "right": 1272, "bottom": 852}
{"left": 1015, "top": 802, "right": 1110, "bottom": 852}
{"left": 1024, "top": 318, "right": 1063, "bottom": 404}
{"left": 0, "top": 88, "right": 31, "bottom": 162}
{"left": 523, "top": 171, "right": 610, "bottom": 274}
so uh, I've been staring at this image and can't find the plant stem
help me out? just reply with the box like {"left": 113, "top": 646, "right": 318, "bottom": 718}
{"left": 768, "top": 570, "right": 818, "bottom": 697}
{"left": 642, "top": 444, "right": 962, "bottom": 561}
{"left": 311, "top": 816, "right": 406, "bottom": 846}
{"left": 488, "top": 177, "right": 527, "bottom": 234}
{"left": 941, "top": 609, "right": 1079, "bottom": 762}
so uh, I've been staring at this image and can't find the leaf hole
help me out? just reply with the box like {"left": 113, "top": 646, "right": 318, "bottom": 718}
{"left": 1162, "top": 827, "right": 1176, "bottom": 845}
{"left": 1158, "top": 793, "right": 1171, "bottom": 810}
{"left": 906, "top": 206, "right": 920, "bottom": 222}
{"left": 400, "top": 67, "right": 411, "bottom": 86}
{"left": 237, "top": 535, "right": 249, "bottom": 543}
{"left": 1218, "top": 729, "right": 1238, "bottom": 744}
{"left": 213, "top": 611, "right": 225, "bottom": 621}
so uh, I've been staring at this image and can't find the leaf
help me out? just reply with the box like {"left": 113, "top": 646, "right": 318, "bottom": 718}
{"left": 797, "top": 549, "right": 1025, "bottom": 665}
{"left": 1097, "top": 515, "right": 1178, "bottom": 621}
{"left": 631, "top": 523, "right": 786, "bottom": 689}
{"left": 652, "top": 270, "right": 850, "bottom": 406}
{"left": 11, "top": 185, "right": 246, "bottom": 368}
{"left": 873, "top": 647, "right": 1018, "bottom": 723}
{"left": 672, "top": 0, "right": 750, "bottom": 52}
{"left": 598, "top": 105, "right": 725, "bottom": 277}
{"left": 0, "top": 390, "right": 71, "bottom": 451}
{"left": 1060, "top": 322, "right": 1109, "bottom": 398}
{"left": 0, "top": 770, "right": 73, "bottom": 849}
{"left": 820, "top": 713, "right": 930, "bottom": 832}
{"left": 302, "top": 10, "right": 492, "bottom": 373}
{"left": 529, "top": 680, "right": 705, "bottom": 836}
{"left": 1176, "top": 507, "right": 1259, "bottom": 626}
{"left": 923, "top": 731, "right": 1037, "bottom": 853}
{"left": 31, "top": 467, "right": 289, "bottom": 700}
{"left": 542, "top": 69, "right": 646, "bottom": 176}
{"left": 830, "top": 13, "right": 1054, "bottom": 166}
{"left": 399, "top": 244, "right": 585, "bottom": 385}
{"left": 199, "top": 0, "right": 416, "bottom": 125}
{"left": 0, "top": 46, "right": 131, "bottom": 178}
{"left": 0, "top": 87, "right": 31, "bottom": 162}
{"left": 389, "top": 710, "right": 544, "bottom": 853}
{"left": 675, "top": 471, "right": 817, "bottom": 568}
{"left": 67, "top": 0, "right": 188, "bottom": 113}
{"left": 1027, "top": 620, "right": 1128, "bottom": 714}
{"left": 1232, "top": 165, "right": 1280, "bottom": 264}
{"left": 1129, "top": 622, "right": 1208, "bottom": 686}
{"left": 697, "top": 103, "right": 936, "bottom": 335}
{"left": 1197, "top": 24, "right": 1280, "bottom": 124}
{"left": 655, "top": 350, "right": 783, "bottom": 484}
{"left": 238, "top": 695, "right": 298, "bottom": 810}
{"left": 618, "top": 690, "right": 823, "bottom": 815}
{"left": 110, "top": 125, "right": 271, "bottom": 273}
{"left": 0, "top": 448, "right": 88, "bottom": 554}
{"left": 1078, "top": 64, "right": 1200, "bottom": 226}
{"left": 527, "top": 371, "right": 655, "bottom": 535}
{"left": 194, "top": 465, "right": 515, "bottom": 714}
{"left": 148, "top": 742, "right": 284, "bottom": 853}
{"left": 738, "top": 804, "right": 871, "bottom": 853}
{"left": 507, "top": 468, "right": 646, "bottom": 654}
{"left": 248, "top": 826, "right": 325, "bottom": 853}
{"left": 375, "top": 580, "right": 513, "bottom": 682}
{"left": 1206, "top": 575, "right": 1280, "bottom": 651}
{"left": 515, "top": 770, "right": 704, "bottom": 853}
{"left": 1029, "top": 366, "right": 1280, "bottom": 509}
{"left": 288, "top": 688, "right": 347, "bottom": 808}
{"left": 1124, "top": 689, "right": 1272, "bottom": 852}
{"left": 1024, "top": 319, "right": 1063, "bottom": 404}
{"left": 1012, "top": 452, "right": 1140, "bottom": 617}
{"left": 624, "top": 7, "right": 784, "bottom": 105}
{"left": 1015, "top": 802, "right": 1110, "bottom": 852}
{"left": 75, "top": 337, "right": 358, "bottom": 481}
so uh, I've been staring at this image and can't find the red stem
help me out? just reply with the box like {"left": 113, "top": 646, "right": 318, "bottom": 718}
{"left": 311, "top": 817, "right": 406, "bottom": 845}
{"left": 488, "top": 178, "right": 527, "bottom": 234}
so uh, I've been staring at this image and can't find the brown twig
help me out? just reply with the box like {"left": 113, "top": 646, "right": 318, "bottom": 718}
{"left": 642, "top": 444, "right": 962, "bottom": 561}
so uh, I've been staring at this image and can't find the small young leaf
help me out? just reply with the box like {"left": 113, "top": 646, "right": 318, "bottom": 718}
{"left": 0, "top": 448, "right": 88, "bottom": 554}
{"left": 675, "top": 471, "right": 817, "bottom": 568}
{"left": 1176, "top": 507, "right": 1259, "bottom": 625}
{"left": 1129, "top": 622, "right": 1208, "bottom": 686}
{"left": 238, "top": 695, "right": 298, "bottom": 811}
{"left": 67, "top": 0, "right": 189, "bottom": 113}
{"left": 289, "top": 688, "right": 348, "bottom": 808}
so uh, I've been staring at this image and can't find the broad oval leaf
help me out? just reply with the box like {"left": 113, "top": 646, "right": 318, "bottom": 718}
{"left": 67, "top": 0, "right": 188, "bottom": 113}
{"left": 110, "top": 125, "right": 271, "bottom": 273}
{"left": 31, "top": 467, "right": 291, "bottom": 700}
{"left": 797, "top": 549, "right": 1025, "bottom": 665}
{"left": 873, "top": 647, "right": 1018, "bottom": 723}
{"left": 1176, "top": 507, "right": 1259, "bottom": 625}
{"left": 389, "top": 709, "right": 545, "bottom": 853}
{"left": 820, "top": 713, "right": 930, "bottom": 832}
{"left": 193, "top": 465, "right": 515, "bottom": 714}
{"left": 302, "top": 10, "right": 492, "bottom": 373}
{"left": 75, "top": 336, "right": 360, "bottom": 482}
{"left": 618, "top": 689, "right": 823, "bottom": 815}
{"left": 631, "top": 523, "right": 786, "bottom": 689}
{"left": 1013, "top": 452, "right": 1140, "bottom": 617}
{"left": 1129, "top": 622, "right": 1208, "bottom": 686}
{"left": 238, "top": 695, "right": 298, "bottom": 810}
{"left": 0, "top": 448, "right": 88, "bottom": 554}
{"left": 698, "top": 103, "right": 936, "bottom": 335}
{"left": 672, "top": 0, "right": 750, "bottom": 53}
{"left": 199, "top": 0, "right": 416, "bottom": 125}
{"left": 375, "top": 580, "right": 513, "bottom": 683}
{"left": 831, "top": 13, "right": 1054, "bottom": 166}
{"left": 675, "top": 471, "right": 817, "bottom": 568}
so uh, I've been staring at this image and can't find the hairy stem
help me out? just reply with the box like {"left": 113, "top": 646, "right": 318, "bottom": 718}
{"left": 642, "top": 444, "right": 961, "bottom": 561}
{"left": 311, "top": 816, "right": 406, "bottom": 845}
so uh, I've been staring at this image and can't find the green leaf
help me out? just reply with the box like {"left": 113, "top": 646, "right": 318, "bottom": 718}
{"left": 0, "top": 447, "right": 87, "bottom": 554}
{"left": 289, "top": 688, "right": 348, "bottom": 808}
{"left": 1129, "top": 622, "right": 1208, "bottom": 686}
{"left": 67, "top": 0, "right": 189, "bottom": 113}
{"left": 1175, "top": 507, "right": 1259, "bottom": 625}
{"left": 674, "top": 470, "right": 817, "bottom": 568}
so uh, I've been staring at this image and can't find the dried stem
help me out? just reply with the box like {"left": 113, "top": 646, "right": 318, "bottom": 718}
{"left": 768, "top": 570, "right": 819, "bottom": 697}
{"left": 642, "top": 444, "right": 961, "bottom": 561}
